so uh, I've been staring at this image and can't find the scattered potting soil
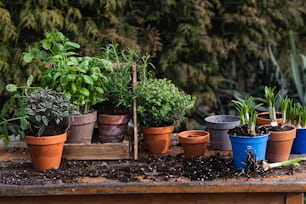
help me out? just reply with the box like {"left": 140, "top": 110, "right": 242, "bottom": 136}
{"left": 0, "top": 151, "right": 304, "bottom": 185}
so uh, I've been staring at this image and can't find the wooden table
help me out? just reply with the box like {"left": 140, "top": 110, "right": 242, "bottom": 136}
{"left": 0, "top": 136, "right": 305, "bottom": 204}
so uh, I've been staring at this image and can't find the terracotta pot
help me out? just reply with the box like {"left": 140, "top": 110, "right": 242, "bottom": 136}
{"left": 141, "top": 125, "right": 174, "bottom": 155}
{"left": 67, "top": 111, "right": 97, "bottom": 144}
{"left": 256, "top": 112, "right": 282, "bottom": 126}
{"left": 98, "top": 113, "right": 130, "bottom": 143}
{"left": 205, "top": 115, "right": 240, "bottom": 150}
{"left": 266, "top": 124, "right": 296, "bottom": 163}
{"left": 178, "top": 130, "right": 210, "bottom": 158}
{"left": 24, "top": 132, "right": 67, "bottom": 171}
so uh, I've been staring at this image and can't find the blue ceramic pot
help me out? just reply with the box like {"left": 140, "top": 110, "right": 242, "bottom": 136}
{"left": 291, "top": 128, "right": 306, "bottom": 154}
{"left": 230, "top": 134, "right": 269, "bottom": 170}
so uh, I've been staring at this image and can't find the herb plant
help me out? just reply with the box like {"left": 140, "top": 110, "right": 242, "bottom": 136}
{"left": 23, "top": 32, "right": 113, "bottom": 114}
{"left": 136, "top": 78, "right": 196, "bottom": 127}
{"left": 99, "top": 43, "right": 154, "bottom": 114}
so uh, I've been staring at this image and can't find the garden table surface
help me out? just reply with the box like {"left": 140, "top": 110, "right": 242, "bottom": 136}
{"left": 0, "top": 136, "right": 305, "bottom": 204}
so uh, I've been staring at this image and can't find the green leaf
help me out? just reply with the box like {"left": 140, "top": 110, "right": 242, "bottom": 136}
{"left": 65, "top": 41, "right": 80, "bottom": 49}
{"left": 41, "top": 40, "right": 51, "bottom": 50}
{"left": 26, "top": 75, "right": 33, "bottom": 87}
{"left": 6, "top": 84, "right": 17, "bottom": 92}
{"left": 79, "top": 88, "right": 90, "bottom": 96}
{"left": 20, "top": 117, "right": 29, "bottom": 130}
{"left": 82, "top": 75, "right": 93, "bottom": 85}
{"left": 23, "top": 53, "right": 34, "bottom": 63}
{"left": 42, "top": 116, "right": 48, "bottom": 126}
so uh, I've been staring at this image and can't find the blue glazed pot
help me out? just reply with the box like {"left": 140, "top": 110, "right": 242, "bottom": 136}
{"left": 291, "top": 128, "right": 306, "bottom": 154}
{"left": 230, "top": 134, "right": 269, "bottom": 170}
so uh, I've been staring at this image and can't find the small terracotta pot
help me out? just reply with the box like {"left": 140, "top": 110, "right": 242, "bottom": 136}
{"left": 266, "top": 124, "right": 296, "bottom": 163}
{"left": 67, "top": 111, "right": 97, "bottom": 144}
{"left": 98, "top": 113, "right": 130, "bottom": 143}
{"left": 256, "top": 112, "right": 282, "bottom": 126}
{"left": 178, "top": 130, "right": 210, "bottom": 158}
{"left": 142, "top": 125, "right": 174, "bottom": 155}
{"left": 24, "top": 132, "right": 67, "bottom": 171}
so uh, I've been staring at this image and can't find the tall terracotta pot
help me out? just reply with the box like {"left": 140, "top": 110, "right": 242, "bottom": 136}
{"left": 67, "top": 111, "right": 97, "bottom": 144}
{"left": 24, "top": 132, "right": 67, "bottom": 171}
{"left": 98, "top": 113, "right": 130, "bottom": 143}
{"left": 265, "top": 125, "right": 296, "bottom": 163}
{"left": 141, "top": 125, "right": 174, "bottom": 155}
{"left": 178, "top": 130, "right": 210, "bottom": 158}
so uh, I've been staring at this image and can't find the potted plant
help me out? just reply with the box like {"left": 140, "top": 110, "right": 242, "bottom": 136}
{"left": 3, "top": 76, "right": 76, "bottom": 171}
{"left": 204, "top": 115, "right": 240, "bottom": 150}
{"left": 135, "top": 77, "right": 196, "bottom": 155}
{"left": 95, "top": 44, "right": 151, "bottom": 143}
{"left": 256, "top": 86, "right": 282, "bottom": 126}
{"left": 290, "top": 102, "right": 306, "bottom": 154}
{"left": 260, "top": 87, "right": 296, "bottom": 163}
{"left": 229, "top": 96, "right": 270, "bottom": 170}
{"left": 178, "top": 130, "right": 210, "bottom": 158}
{"left": 23, "top": 32, "right": 113, "bottom": 144}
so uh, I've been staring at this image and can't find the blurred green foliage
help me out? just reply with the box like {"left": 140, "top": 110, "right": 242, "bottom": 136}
{"left": 1, "top": 0, "right": 306, "bottom": 128}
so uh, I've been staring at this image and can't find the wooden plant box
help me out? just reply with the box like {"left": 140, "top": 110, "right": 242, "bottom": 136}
{"left": 63, "top": 138, "right": 131, "bottom": 160}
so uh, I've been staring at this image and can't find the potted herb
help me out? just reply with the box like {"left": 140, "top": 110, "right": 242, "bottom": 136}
{"left": 23, "top": 32, "right": 113, "bottom": 144}
{"left": 228, "top": 96, "right": 269, "bottom": 170}
{"left": 95, "top": 44, "right": 151, "bottom": 143}
{"left": 3, "top": 76, "right": 76, "bottom": 170}
{"left": 135, "top": 77, "right": 196, "bottom": 155}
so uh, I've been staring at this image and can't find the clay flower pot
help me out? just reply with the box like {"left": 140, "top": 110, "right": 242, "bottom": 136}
{"left": 24, "top": 132, "right": 67, "bottom": 171}
{"left": 67, "top": 111, "right": 97, "bottom": 144}
{"left": 256, "top": 112, "right": 282, "bottom": 126}
{"left": 265, "top": 124, "right": 296, "bottom": 162}
{"left": 205, "top": 115, "right": 240, "bottom": 150}
{"left": 142, "top": 125, "right": 174, "bottom": 155}
{"left": 178, "top": 130, "right": 210, "bottom": 158}
{"left": 98, "top": 113, "right": 130, "bottom": 143}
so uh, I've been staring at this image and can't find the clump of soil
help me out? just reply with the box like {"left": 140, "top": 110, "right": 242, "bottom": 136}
{"left": 0, "top": 153, "right": 302, "bottom": 185}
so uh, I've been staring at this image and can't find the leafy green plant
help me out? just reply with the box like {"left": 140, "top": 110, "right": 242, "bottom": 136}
{"left": 136, "top": 78, "right": 196, "bottom": 127}
{"left": 99, "top": 43, "right": 153, "bottom": 114}
{"left": 232, "top": 96, "right": 262, "bottom": 136}
{"left": 23, "top": 32, "right": 113, "bottom": 114}
{"left": 0, "top": 75, "right": 76, "bottom": 146}
{"left": 264, "top": 86, "right": 280, "bottom": 126}
{"left": 24, "top": 87, "right": 76, "bottom": 136}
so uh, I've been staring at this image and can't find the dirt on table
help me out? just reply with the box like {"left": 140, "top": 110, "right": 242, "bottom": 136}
{"left": 0, "top": 142, "right": 305, "bottom": 185}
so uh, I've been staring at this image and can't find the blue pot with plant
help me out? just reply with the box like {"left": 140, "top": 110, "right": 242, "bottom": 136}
{"left": 229, "top": 96, "right": 269, "bottom": 170}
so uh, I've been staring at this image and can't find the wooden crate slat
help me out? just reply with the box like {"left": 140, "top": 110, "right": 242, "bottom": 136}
{"left": 63, "top": 139, "right": 131, "bottom": 160}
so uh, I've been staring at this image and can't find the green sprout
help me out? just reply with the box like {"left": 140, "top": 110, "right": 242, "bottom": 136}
{"left": 280, "top": 95, "right": 292, "bottom": 125}
{"left": 264, "top": 86, "right": 280, "bottom": 127}
{"left": 232, "top": 96, "right": 262, "bottom": 136}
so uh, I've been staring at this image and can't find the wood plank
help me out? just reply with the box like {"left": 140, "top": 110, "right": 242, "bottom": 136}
{"left": 285, "top": 192, "right": 304, "bottom": 204}
{"left": 63, "top": 139, "right": 131, "bottom": 160}
{"left": 0, "top": 193, "right": 289, "bottom": 204}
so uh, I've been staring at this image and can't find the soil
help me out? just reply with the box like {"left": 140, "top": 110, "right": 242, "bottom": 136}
{"left": 1, "top": 143, "right": 305, "bottom": 185}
